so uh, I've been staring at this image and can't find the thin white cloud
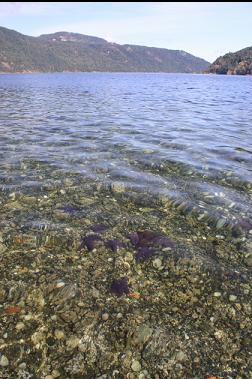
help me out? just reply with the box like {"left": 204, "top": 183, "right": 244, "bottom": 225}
{"left": 0, "top": 2, "right": 56, "bottom": 16}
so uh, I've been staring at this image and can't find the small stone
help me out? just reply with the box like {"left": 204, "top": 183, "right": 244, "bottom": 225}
{"left": 152, "top": 258, "right": 162, "bottom": 269}
{"left": 0, "top": 243, "right": 7, "bottom": 253}
{"left": 244, "top": 253, "right": 252, "bottom": 267}
{"left": 131, "top": 360, "right": 142, "bottom": 372}
{"left": 16, "top": 322, "right": 25, "bottom": 331}
{"left": 24, "top": 314, "right": 32, "bottom": 321}
{"left": 213, "top": 292, "right": 221, "bottom": 297}
{"left": 229, "top": 295, "right": 237, "bottom": 302}
{"left": 134, "top": 325, "right": 153, "bottom": 345}
{"left": 102, "top": 313, "right": 109, "bottom": 321}
{"left": 31, "top": 331, "right": 44, "bottom": 345}
{"left": 216, "top": 218, "right": 226, "bottom": 229}
{"left": 0, "top": 287, "right": 6, "bottom": 301}
{"left": 66, "top": 336, "right": 80, "bottom": 350}
{"left": 56, "top": 281, "right": 65, "bottom": 288}
{"left": 54, "top": 329, "right": 65, "bottom": 340}
{"left": 124, "top": 252, "right": 134, "bottom": 262}
{"left": 51, "top": 369, "right": 61, "bottom": 378}
{"left": 18, "top": 362, "right": 26, "bottom": 369}
{"left": 175, "top": 350, "right": 187, "bottom": 362}
{"left": 92, "top": 288, "right": 100, "bottom": 298}
{"left": 45, "top": 376, "right": 54, "bottom": 379}
{"left": 111, "top": 182, "right": 125, "bottom": 193}
{"left": 0, "top": 355, "right": 9, "bottom": 367}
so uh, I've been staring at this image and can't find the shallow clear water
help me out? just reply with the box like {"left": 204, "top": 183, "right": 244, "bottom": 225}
{"left": 0, "top": 72, "right": 251, "bottom": 234}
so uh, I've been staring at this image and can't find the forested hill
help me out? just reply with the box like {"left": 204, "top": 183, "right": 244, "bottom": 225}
{"left": 206, "top": 46, "right": 252, "bottom": 75}
{"left": 0, "top": 26, "right": 209, "bottom": 73}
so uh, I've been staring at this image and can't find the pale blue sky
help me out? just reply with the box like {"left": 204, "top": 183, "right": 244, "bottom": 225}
{"left": 0, "top": 2, "right": 251, "bottom": 63}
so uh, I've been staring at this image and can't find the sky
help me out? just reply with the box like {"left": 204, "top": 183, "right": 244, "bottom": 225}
{"left": 0, "top": 2, "right": 252, "bottom": 63}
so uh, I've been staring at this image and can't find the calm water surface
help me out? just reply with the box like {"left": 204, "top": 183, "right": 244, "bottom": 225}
{"left": 0, "top": 73, "right": 251, "bottom": 238}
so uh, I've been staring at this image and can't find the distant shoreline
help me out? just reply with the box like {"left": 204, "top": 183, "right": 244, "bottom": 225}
{"left": 0, "top": 71, "right": 251, "bottom": 76}
{"left": 0, "top": 71, "right": 202, "bottom": 75}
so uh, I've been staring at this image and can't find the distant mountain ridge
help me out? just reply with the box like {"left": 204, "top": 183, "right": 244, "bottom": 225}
{"left": 0, "top": 26, "right": 209, "bottom": 73}
{"left": 206, "top": 46, "right": 252, "bottom": 75}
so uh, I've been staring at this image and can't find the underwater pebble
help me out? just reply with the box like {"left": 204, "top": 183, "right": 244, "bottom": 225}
{"left": 111, "top": 182, "right": 125, "bottom": 193}
{"left": 56, "top": 281, "right": 65, "bottom": 288}
{"left": 229, "top": 295, "right": 237, "bottom": 302}
{"left": 152, "top": 258, "right": 162, "bottom": 269}
{"left": 54, "top": 329, "right": 65, "bottom": 340}
{"left": 0, "top": 243, "right": 7, "bottom": 253}
{"left": 0, "top": 355, "right": 9, "bottom": 367}
{"left": 124, "top": 252, "right": 134, "bottom": 262}
{"left": 102, "top": 313, "right": 109, "bottom": 321}
{"left": 175, "top": 350, "right": 187, "bottom": 362}
{"left": 0, "top": 287, "right": 6, "bottom": 302}
{"left": 244, "top": 253, "right": 252, "bottom": 267}
{"left": 216, "top": 218, "right": 226, "bottom": 229}
{"left": 66, "top": 336, "right": 80, "bottom": 350}
{"left": 24, "top": 314, "right": 32, "bottom": 321}
{"left": 213, "top": 292, "right": 222, "bottom": 297}
{"left": 134, "top": 325, "right": 153, "bottom": 345}
{"left": 131, "top": 360, "right": 142, "bottom": 372}
{"left": 18, "top": 362, "right": 26, "bottom": 369}
{"left": 16, "top": 322, "right": 25, "bottom": 331}
{"left": 51, "top": 370, "right": 61, "bottom": 378}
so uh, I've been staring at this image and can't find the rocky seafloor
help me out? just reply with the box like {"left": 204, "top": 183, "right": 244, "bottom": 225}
{"left": 0, "top": 175, "right": 251, "bottom": 379}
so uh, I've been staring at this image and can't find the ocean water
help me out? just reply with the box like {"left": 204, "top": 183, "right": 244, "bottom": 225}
{"left": 0, "top": 73, "right": 251, "bottom": 234}
{"left": 0, "top": 72, "right": 252, "bottom": 378}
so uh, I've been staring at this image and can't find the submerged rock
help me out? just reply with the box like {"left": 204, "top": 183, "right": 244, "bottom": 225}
{"left": 111, "top": 182, "right": 126, "bottom": 193}
{"left": 0, "top": 355, "right": 9, "bottom": 367}
{"left": 50, "top": 284, "right": 77, "bottom": 305}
